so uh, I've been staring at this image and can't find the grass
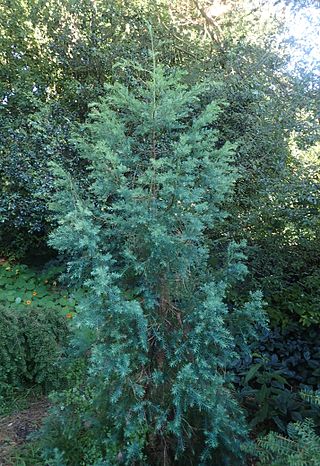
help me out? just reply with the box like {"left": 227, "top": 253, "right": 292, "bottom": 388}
{"left": 5, "top": 440, "right": 43, "bottom": 466}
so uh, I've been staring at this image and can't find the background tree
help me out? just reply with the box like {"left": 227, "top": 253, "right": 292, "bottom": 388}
{"left": 0, "top": 0, "right": 199, "bottom": 258}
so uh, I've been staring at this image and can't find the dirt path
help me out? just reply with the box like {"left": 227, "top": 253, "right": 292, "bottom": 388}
{"left": 0, "top": 399, "right": 49, "bottom": 465}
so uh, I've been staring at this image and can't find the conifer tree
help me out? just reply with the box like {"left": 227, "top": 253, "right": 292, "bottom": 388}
{"left": 45, "top": 43, "right": 266, "bottom": 465}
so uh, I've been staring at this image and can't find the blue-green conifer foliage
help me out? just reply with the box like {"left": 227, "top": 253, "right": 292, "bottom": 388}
{"left": 47, "top": 55, "right": 267, "bottom": 465}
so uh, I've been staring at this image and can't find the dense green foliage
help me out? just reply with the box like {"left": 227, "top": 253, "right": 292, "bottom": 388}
{"left": 41, "top": 56, "right": 267, "bottom": 465}
{"left": 0, "top": 1, "right": 319, "bottom": 465}
{"left": 235, "top": 324, "right": 320, "bottom": 432}
{"left": 0, "top": 0, "right": 197, "bottom": 257}
{"left": 247, "top": 391, "right": 320, "bottom": 465}
{"left": 0, "top": 261, "right": 79, "bottom": 316}
{"left": 0, "top": 104, "right": 78, "bottom": 258}
{"left": 0, "top": 261, "right": 76, "bottom": 406}
{"left": 252, "top": 419, "right": 320, "bottom": 466}
{"left": 0, "top": 304, "right": 68, "bottom": 402}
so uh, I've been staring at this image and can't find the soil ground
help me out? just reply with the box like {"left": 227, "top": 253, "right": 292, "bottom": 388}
{"left": 0, "top": 399, "right": 49, "bottom": 465}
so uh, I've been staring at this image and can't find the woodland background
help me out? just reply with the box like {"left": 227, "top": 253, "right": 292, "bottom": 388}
{"left": 0, "top": 1, "right": 320, "bottom": 465}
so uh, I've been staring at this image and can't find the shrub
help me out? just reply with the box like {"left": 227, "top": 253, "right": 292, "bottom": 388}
{"left": 246, "top": 391, "right": 320, "bottom": 466}
{"left": 234, "top": 324, "right": 320, "bottom": 432}
{"left": 250, "top": 419, "right": 320, "bottom": 466}
{"left": 0, "top": 105, "right": 80, "bottom": 259}
{"left": 0, "top": 304, "right": 68, "bottom": 402}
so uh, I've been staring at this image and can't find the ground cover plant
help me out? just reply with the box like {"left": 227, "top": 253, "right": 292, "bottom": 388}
{"left": 0, "top": 260, "right": 79, "bottom": 316}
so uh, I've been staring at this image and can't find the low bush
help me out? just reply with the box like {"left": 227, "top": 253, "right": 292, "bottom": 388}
{"left": 0, "top": 304, "right": 69, "bottom": 402}
{"left": 0, "top": 261, "right": 83, "bottom": 409}
{"left": 249, "top": 418, "right": 320, "bottom": 466}
{"left": 234, "top": 324, "right": 320, "bottom": 432}
{"left": 245, "top": 391, "right": 320, "bottom": 465}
